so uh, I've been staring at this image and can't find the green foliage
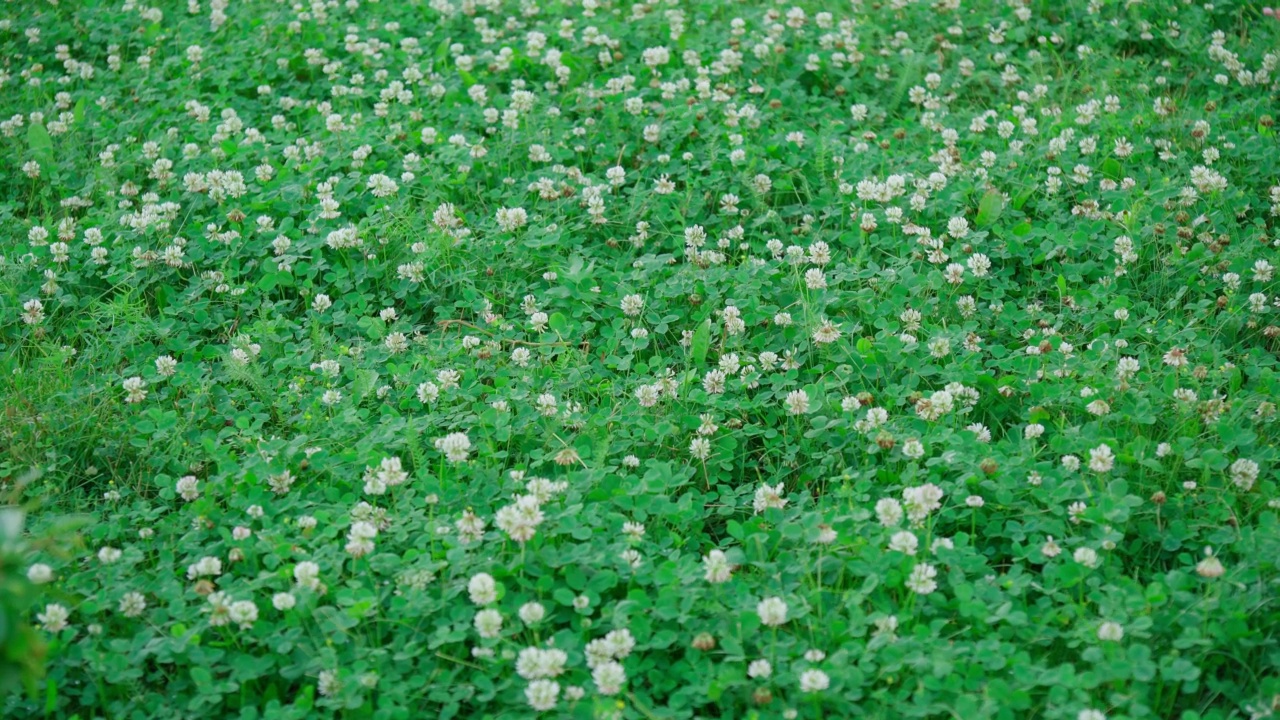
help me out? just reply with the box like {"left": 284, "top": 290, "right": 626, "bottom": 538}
{"left": 0, "top": 475, "right": 54, "bottom": 699}
{"left": 1, "top": 1, "right": 1280, "bottom": 719}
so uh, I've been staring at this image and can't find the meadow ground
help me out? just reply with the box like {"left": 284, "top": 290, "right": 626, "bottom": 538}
{"left": 2, "top": 1, "right": 1280, "bottom": 719}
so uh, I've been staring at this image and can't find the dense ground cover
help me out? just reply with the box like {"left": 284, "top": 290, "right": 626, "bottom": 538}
{"left": 2, "top": 0, "right": 1280, "bottom": 718}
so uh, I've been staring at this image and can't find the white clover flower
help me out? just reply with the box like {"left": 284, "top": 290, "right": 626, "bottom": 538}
{"left": 496, "top": 206, "right": 528, "bottom": 232}
{"left": 621, "top": 294, "right": 644, "bottom": 316}
{"left": 591, "top": 661, "right": 626, "bottom": 695}
{"left": 703, "top": 549, "right": 733, "bottom": 583}
{"left": 21, "top": 298, "right": 45, "bottom": 325}
{"left": 38, "top": 603, "right": 70, "bottom": 633}
{"left": 784, "top": 389, "right": 810, "bottom": 415}
{"left": 155, "top": 355, "right": 178, "bottom": 377}
{"left": 473, "top": 608, "right": 503, "bottom": 638}
{"left": 689, "top": 437, "right": 711, "bottom": 460}
{"left": 27, "top": 564, "right": 54, "bottom": 584}
{"left": 1074, "top": 547, "right": 1100, "bottom": 569}
{"left": 753, "top": 483, "right": 787, "bottom": 514}
{"left": 345, "top": 521, "right": 377, "bottom": 557}
{"left": 468, "top": 573, "right": 497, "bottom": 605}
{"left": 366, "top": 173, "right": 399, "bottom": 197}
{"left": 1088, "top": 444, "right": 1115, "bottom": 473}
{"left": 799, "top": 669, "right": 830, "bottom": 692}
{"left": 1097, "top": 621, "right": 1124, "bottom": 642}
{"left": 1041, "top": 537, "right": 1062, "bottom": 558}
{"left": 294, "top": 561, "right": 322, "bottom": 591}
{"left": 318, "top": 670, "right": 341, "bottom": 697}
{"left": 119, "top": 592, "right": 147, "bottom": 618}
{"left": 434, "top": 432, "right": 472, "bottom": 463}
{"left": 1229, "top": 459, "right": 1259, "bottom": 491}
{"left": 525, "top": 679, "right": 560, "bottom": 711}
{"left": 122, "top": 376, "right": 148, "bottom": 403}
{"left": 228, "top": 600, "right": 259, "bottom": 629}
{"left": 905, "top": 563, "right": 938, "bottom": 595}
{"left": 187, "top": 556, "right": 222, "bottom": 579}
{"left": 876, "top": 498, "right": 904, "bottom": 527}
{"left": 1196, "top": 547, "right": 1225, "bottom": 578}
{"left": 518, "top": 602, "right": 546, "bottom": 626}
{"left": 888, "top": 531, "right": 918, "bottom": 555}
{"left": 756, "top": 596, "right": 788, "bottom": 626}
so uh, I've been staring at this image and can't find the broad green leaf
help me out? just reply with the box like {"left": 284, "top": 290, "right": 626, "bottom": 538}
{"left": 690, "top": 318, "right": 711, "bottom": 366}
{"left": 27, "top": 122, "right": 53, "bottom": 166}
{"left": 976, "top": 190, "right": 1004, "bottom": 227}
{"left": 190, "top": 667, "right": 213, "bottom": 689}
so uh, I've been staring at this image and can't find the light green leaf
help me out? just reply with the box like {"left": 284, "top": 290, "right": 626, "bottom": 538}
{"left": 976, "top": 189, "right": 1004, "bottom": 227}
{"left": 27, "top": 122, "right": 53, "bottom": 167}
{"left": 690, "top": 318, "right": 711, "bottom": 366}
